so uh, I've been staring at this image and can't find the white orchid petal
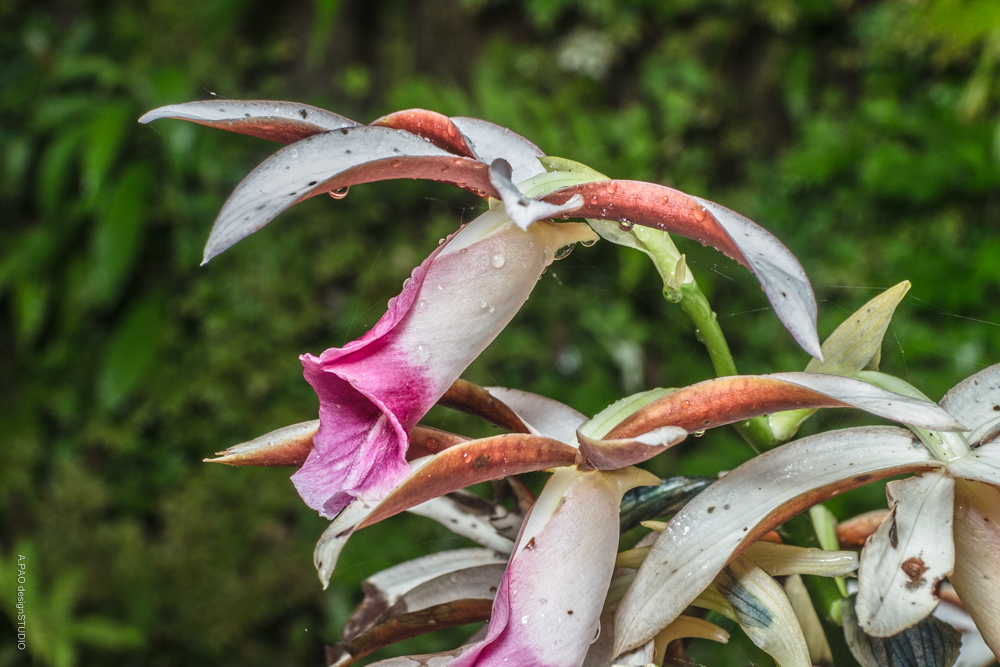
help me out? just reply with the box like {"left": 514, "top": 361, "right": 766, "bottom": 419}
{"left": 362, "top": 648, "right": 466, "bottom": 667}
{"left": 483, "top": 386, "right": 587, "bottom": 442}
{"left": 950, "top": 480, "right": 1000, "bottom": 661}
{"left": 784, "top": 574, "right": 834, "bottom": 666}
{"left": 314, "top": 498, "right": 377, "bottom": 589}
{"left": 933, "top": 593, "right": 999, "bottom": 667}
{"left": 715, "top": 555, "right": 811, "bottom": 667}
{"left": 770, "top": 372, "right": 966, "bottom": 431}
{"left": 744, "top": 542, "right": 859, "bottom": 578}
{"left": 408, "top": 497, "right": 515, "bottom": 554}
{"left": 856, "top": 472, "right": 955, "bottom": 637}
{"left": 366, "top": 549, "right": 508, "bottom": 609}
{"left": 612, "top": 426, "right": 942, "bottom": 655}
{"left": 489, "top": 159, "right": 584, "bottom": 231}
{"left": 694, "top": 198, "right": 822, "bottom": 359}
{"left": 945, "top": 440, "right": 1000, "bottom": 489}
{"left": 941, "top": 363, "right": 1000, "bottom": 445}
{"left": 451, "top": 117, "right": 546, "bottom": 183}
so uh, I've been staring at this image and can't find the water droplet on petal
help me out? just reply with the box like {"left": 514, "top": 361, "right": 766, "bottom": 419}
{"left": 618, "top": 220, "right": 634, "bottom": 232}
{"left": 554, "top": 244, "right": 575, "bottom": 260}
{"left": 418, "top": 300, "right": 427, "bottom": 308}
{"left": 402, "top": 278, "right": 411, "bottom": 289}
{"left": 390, "top": 159, "right": 402, "bottom": 168}
{"left": 488, "top": 304, "right": 495, "bottom": 313}
{"left": 581, "top": 238, "right": 597, "bottom": 247}
{"left": 415, "top": 345, "right": 431, "bottom": 363}
{"left": 591, "top": 621, "right": 601, "bottom": 643}
{"left": 491, "top": 254, "right": 506, "bottom": 268}
{"left": 480, "top": 300, "right": 488, "bottom": 309}
{"left": 437, "top": 284, "right": 444, "bottom": 290}
{"left": 693, "top": 429, "right": 706, "bottom": 437}
{"left": 329, "top": 186, "right": 349, "bottom": 199}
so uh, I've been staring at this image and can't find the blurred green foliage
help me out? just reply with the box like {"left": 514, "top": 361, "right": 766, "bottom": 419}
{"left": 2, "top": 1, "right": 999, "bottom": 665}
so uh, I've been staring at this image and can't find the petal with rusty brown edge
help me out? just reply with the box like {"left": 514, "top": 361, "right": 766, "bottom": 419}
{"left": 200, "top": 127, "right": 496, "bottom": 263}
{"left": 483, "top": 386, "right": 587, "bottom": 442}
{"left": 371, "top": 109, "right": 478, "bottom": 158}
{"left": 139, "top": 100, "right": 360, "bottom": 143}
{"left": 359, "top": 434, "right": 580, "bottom": 529}
{"left": 576, "top": 426, "right": 688, "bottom": 470}
{"left": 612, "top": 426, "right": 943, "bottom": 656}
{"left": 540, "top": 181, "right": 820, "bottom": 358}
{"left": 855, "top": 472, "right": 955, "bottom": 637}
{"left": 438, "top": 380, "right": 531, "bottom": 434}
{"left": 606, "top": 373, "right": 963, "bottom": 440}
{"left": 205, "top": 422, "right": 467, "bottom": 467}
{"left": 941, "top": 362, "right": 1000, "bottom": 447}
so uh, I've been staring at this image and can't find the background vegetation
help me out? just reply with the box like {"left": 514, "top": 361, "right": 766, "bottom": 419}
{"left": 2, "top": 0, "right": 999, "bottom": 665}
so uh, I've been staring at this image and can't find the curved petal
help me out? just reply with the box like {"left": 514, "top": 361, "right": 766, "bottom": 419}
{"left": 490, "top": 159, "right": 583, "bottom": 231}
{"left": 606, "top": 373, "right": 962, "bottom": 440}
{"left": 482, "top": 387, "right": 587, "bottom": 442}
{"left": 201, "top": 127, "right": 496, "bottom": 262}
{"left": 950, "top": 480, "right": 1000, "bottom": 661}
{"left": 451, "top": 117, "right": 546, "bottom": 184}
{"left": 743, "top": 542, "right": 859, "bottom": 578}
{"left": 452, "top": 467, "right": 659, "bottom": 667}
{"left": 945, "top": 440, "right": 1000, "bottom": 489}
{"left": 618, "top": 476, "right": 714, "bottom": 533}
{"left": 314, "top": 498, "right": 377, "bottom": 590}
{"left": 438, "top": 380, "right": 531, "bottom": 434}
{"left": 372, "top": 109, "right": 477, "bottom": 157}
{"left": 408, "top": 496, "right": 516, "bottom": 554}
{"left": 359, "top": 434, "right": 580, "bottom": 528}
{"left": 837, "top": 510, "right": 892, "bottom": 549}
{"left": 576, "top": 426, "right": 688, "bottom": 470}
{"left": 941, "top": 363, "right": 1000, "bottom": 446}
{"left": 360, "top": 649, "right": 466, "bottom": 667}
{"left": 138, "top": 100, "right": 359, "bottom": 143}
{"left": 855, "top": 472, "right": 955, "bottom": 637}
{"left": 540, "top": 182, "right": 821, "bottom": 357}
{"left": 293, "top": 213, "right": 597, "bottom": 517}
{"left": 612, "top": 426, "right": 943, "bottom": 656}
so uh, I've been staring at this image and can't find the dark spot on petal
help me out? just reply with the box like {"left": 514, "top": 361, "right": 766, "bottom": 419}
{"left": 524, "top": 537, "right": 536, "bottom": 550}
{"left": 299, "top": 109, "right": 308, "bottom": 119}
{"left": 724, "top": 504, "right": 730, "bottom": 510}
{"left": 855, "top": 474, "right": 872, "bottom": 482}
{"left": 567, "top": 610, "right": 573, "bottom": 615}
{"left": 340, "top": 128, "right": 349, "bottom": 135}
{"left": 308, "top": 181, "right": 317, "bottom": 186}
{"left": 889, "top": 516, "right": 899, "bottom": 549}
{"left": 473, "top": 454, "right": 490, "bottom": 470}
{"left": 993, "top": 405, "right": 1000, "bottom": 411}
{"left": 901, "top": 557, "right": 928, "bottom": 583}
{"left": 781, "top": 292, "right": 787, "bottom": 297}
{"left": 707, "top": 506, "right": 716, "bottom": 514}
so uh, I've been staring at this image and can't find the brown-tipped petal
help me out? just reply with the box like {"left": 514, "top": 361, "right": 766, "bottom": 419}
{"left": 204, "top": 422, "right": 465, "bottom": 467}
{"left": 484, "top": 387, "right": 587, "bottom": 442}
{"left": 371, "top": 109, "right": 477, "bottom": 158}
{"left": 314, "top": 498, "right": 376, "bottom": 590}
{"left": 438, "top": 379, "right": 531, "bottom": 434}
{"left": 359, "top": 434, "right": 579, "bottom": 529}
{"left": 338, "top": 599, "right": 494, "bottom": 664}
{"left": 612, "top": 426, "right": 943, "bottom": 656}
{"left": 950, "top": 480, "right": 1000, "bottom": 661}
{"left": 540, "top": 181, "right": 821, "bottom": 357}
{"left": 941, "top": 362, "right": 1000, "bottom": 446}
{"left": 945, "top": 440, "right": 1000, "bottom": 489}
{"left": 139, "top": 100, "right": 360, "bottom": 143}
{"left": 202, "top": 127, "right": 497, "bottom": 263}
{"left": 451, "top": 116, "right": 546, "bottom": 184}
{"left": 606, "top": 373, "right": 963, "bottom": 440}
{"left": 576, "top": 426, "right": 688, "bottom": 470}
{"left": 205, "top": 420, "right": 318, "bottom": 466}
{"left": 837, "top": 510, "right": 892, "bottom": 549}
{"left": 489, "top": 159, "right": 584, "bottom": 231}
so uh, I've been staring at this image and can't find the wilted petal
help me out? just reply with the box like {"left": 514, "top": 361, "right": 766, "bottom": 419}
{"left": 576, "top": 426, "right": 688, "bottom": 470}
{"left": 941, "top": 362, "right": 1000, "bottom": 447}
{"left": 714, "top": 555, "right": 811, "bottom": 667}
{"left": 452, "top": 467, "right": 659, "bottom": 667}
{"left": 856, "top": 472, "right": 955, "bottom": 637}
{"left": 540, "top": 182, "right": 821, "bottom": 357}
{"left": 372, "top": 109, "right": 477, "bottom": 157}
{"left": 451, "top": 117, "right": 546, "bottom": 184}
{"left": 490, "top": 159, "right": 584, "bottom": 231}
{"left": 843, "top": 594, "right": 962, "bottom": 667}
{"left": 613, "top": 426, "right": 943, "bottom": 655}
{"left": 944, "top": 440, "right": 1000, "bottom": 488}
{"left": 357, "top": 434, "right": 579, "bottom": 528}
{"left": 294, "top": 212, "right": 596, "bottom": 517}
{"left": 483, "top": 386, "right": 587, "bottom": 442}
{"left": 139, "top": 100, "right": 359, "bottom": 143}
{"left": 743, "top": 542, "right": 859, "bottom": 578}
{"left": 950, "top": 479, "right": 1000, "bottom": 661}
{"left": 200, "top": 127, "right": 496, "bottom": 262}
{"left": 606, "top": 373, "right": 961, "bottom": 440}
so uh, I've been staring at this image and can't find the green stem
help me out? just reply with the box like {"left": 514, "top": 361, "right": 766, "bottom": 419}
{"left": 780, "top": 514, "right": 862, "bottom": 667}
{"left": 675, "top": 282, "right": 776, "bottom": 453}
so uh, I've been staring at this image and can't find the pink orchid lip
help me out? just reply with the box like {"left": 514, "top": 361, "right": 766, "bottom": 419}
{"left": 291, "top": 210, "right": 598, "bottom": 518}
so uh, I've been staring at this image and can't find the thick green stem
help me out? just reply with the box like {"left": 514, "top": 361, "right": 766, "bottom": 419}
{"left": 780, "top": 514, "right": 862, "bottom": 667}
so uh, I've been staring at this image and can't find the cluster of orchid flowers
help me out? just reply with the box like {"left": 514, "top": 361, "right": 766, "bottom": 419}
{"left": 141, "top": 100, "right": 1000, "bottom": 667}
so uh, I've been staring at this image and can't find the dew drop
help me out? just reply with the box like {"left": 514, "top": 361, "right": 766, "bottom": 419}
{"left": 415, "top": 344, "right": 431, "bottom": 363}
{"left": 480, "top": 300, "right": 488, "bottom": 309}
{"left": 437, "top": 284, "right": 444, "bottom": 290}
{"left": 554, "top": 244, "right": 575, "bottom": 260}
{"left": 402, "top": 278, "right": 411, "bottom": 289}
{"left": 618, "top": 220, "right": 634, "bottom": 232}
{"left": 491, "top": 254, "right": 506, "bottom": 268}
{"left": 438, "top": 238, "right": 445, "bottom": 245}
{"left": 600, "top": 208, "right": 607, "bottom": 216}
{"left": 656, "top": 222, "right": 667, "bottom": 231}
{"left": 590, "top": 195, "right": 599, "bottom": 204}
{"left": 581, "top": 238, "right": 597, "bottom": 247}
{"left": 390, "top": 159, "right": 402, "bottom": 168}
{"left": 694, "top": 206, "right": 706, "bottom": 221}
{"left": 329, "top": 186, "right": 349, "bottom": 199}
{"left": 418, "top": 299, "right": 427, "bottom": 308}
{"left": 660, "top": 195, "right": 670, "bottom": 204}
{"left": 591, "top": 621, "right": 601, "bottom": 644}
{"left": 693, "top": 430, "right": 706, "bottom": 438}
{"left": 488, "top": 304, "right": 495, "bottom": 313}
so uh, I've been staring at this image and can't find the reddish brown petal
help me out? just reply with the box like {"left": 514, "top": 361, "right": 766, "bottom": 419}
{"left": 406, "top": 426, "right": 472, "bottom": 460}
{"left": 438, "top": 379, "right": 531, "bottom": 434}
{"left": 606, "top": 376, "right": 848, "bottom": 439}
{"left": 837, "top": 510, "right": 891, "bottom": 549}
{"left": 371, "top": 109, "right": 477, "bottom": 158}
{"left": 359, "top": 435, "right": 579, "bottom": 528}
{"left": 139, "top": 100, "right": 359, "bottom": 143}
{"left": 576, "top": 426, "right": 688, "bottom": 470}
{"left": 311, "top": 155, "right": 497, "bottom": 200}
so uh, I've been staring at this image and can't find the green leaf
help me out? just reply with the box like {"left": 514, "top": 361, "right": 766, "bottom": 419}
{"left": 97, "top": 296, "right": 166, "bottom": 412}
